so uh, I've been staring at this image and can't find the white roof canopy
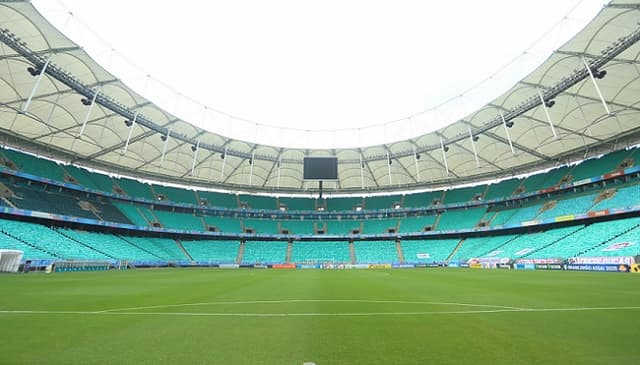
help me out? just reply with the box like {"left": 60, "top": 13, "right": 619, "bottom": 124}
{"left": 1, "top": 0, "right": 640, "bottom": 193}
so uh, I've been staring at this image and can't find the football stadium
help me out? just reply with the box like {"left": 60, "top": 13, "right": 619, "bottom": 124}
{"left": 1, "top": 1, "right": 640, "bottom": 364}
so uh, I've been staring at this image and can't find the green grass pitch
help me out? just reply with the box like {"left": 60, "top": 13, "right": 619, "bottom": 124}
{"left": 0, "top": 268, "right": 639, "bottom": 364}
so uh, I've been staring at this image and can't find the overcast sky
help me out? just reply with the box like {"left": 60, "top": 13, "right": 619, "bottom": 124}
{"left": 33, "top": 0, "right": 607, "bottom": 149}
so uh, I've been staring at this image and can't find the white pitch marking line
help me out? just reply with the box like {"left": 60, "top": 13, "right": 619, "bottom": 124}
{"left": 95, "top": 299, "right": 526, "bottom": 313}
{"left": 1, "top": 306, "right": 640, "bottom": 317}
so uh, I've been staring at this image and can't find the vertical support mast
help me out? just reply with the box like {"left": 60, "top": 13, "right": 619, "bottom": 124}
{"left": 359, "top": 154, "right": 365, "bottom": 189}
{"left": 191, "top": 139, "right": 200, "bottom": 175}
{"left": 386, "top": 150, "right": 392, "bottom": 185}
{"left": 122, "top": 112, "right": 138, "bottom": 154}
{"left": 276, "top": 158, "right": 282, "bottom": 189}
{"left": 468, "top": 126, "right": 479, "bottom": 167}
{"left": 500, "top": 112, "right": 515, "bottom": 155}
{"left": 220, "top": 147, "right": 227, "bottom": 181}
{"left": 249, "top": 152, "right": 255, "bottom": 185}
{"left": 537, "top": 88, "right": 557, "bottom": 138}
{"left": 440, "top": 137, "right": 449, "bottom": 176}
{"left": 78, "top": 89, "right": 99, "bottom": 138}
{"left": 160, "top": 127, "right": 171, "bottom": 165}
{"left": 22, "top": 57, "right": 51, "bottom": 114}
{"left": 582, "top": 56, "right": 611, "bottom": 115}
{"left": 414, "top": 147, "right": 420, "bottom": 181}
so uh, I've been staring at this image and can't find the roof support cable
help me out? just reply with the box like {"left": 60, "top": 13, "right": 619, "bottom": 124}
{"left": 122, "top": 112, "right": 138, "bottom": 155}
{"left": 21, "top": 56, "right": 50, "bottom": 114}
{"left": 160, "top": 127, "right": 171, "bottom": 165}
{"left": 500, "top": 111, "right": 515, "bottom": 155}
{"left": 468, "top": 126, "right": 479, "bottom": 168}
{"left": 582, "top": 56, "right": 611, "bottom": 116}
{"left": 439, "top": 137, "right": 449, "bottom": 176}
{"left": 537, "top": 88, "right": 557, "bottom": 138}
{"left": 190, "top": 139, "right": 200, "bottom": 176}
{"left": 78, "top": 89, "right": 99, "bottom": 138}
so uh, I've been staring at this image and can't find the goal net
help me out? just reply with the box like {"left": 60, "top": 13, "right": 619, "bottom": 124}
{"left": 0, "top": 250, "right": 23, "bottom": 273}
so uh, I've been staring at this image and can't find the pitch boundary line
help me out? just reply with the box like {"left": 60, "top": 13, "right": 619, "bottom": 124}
{"left": 1, "top": 306, "right": 640, "bottom": 317}
{"left": 95, "top": 299, "right": 525, "bottom": 313}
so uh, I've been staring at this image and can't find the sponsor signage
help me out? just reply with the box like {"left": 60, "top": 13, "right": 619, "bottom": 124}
{"left": 535, "top": 263, "right": 564, "bottom": 270}
{"left": 218, "top": 264, "right": 239, "bottom": 269}
{"left": 565, "top": 264, "right": 629, "bottom": 272}
{"left": 568, "top": 256, "right": 635, "bottom": 265}
{"left": 392, "top": 264, "right": 415, "bottom": 269}
{"left": 368, "top": 264, "right": 392, "bottom": 269}
{"left": 272, "top": 264, "right": 296, "bottom": 269}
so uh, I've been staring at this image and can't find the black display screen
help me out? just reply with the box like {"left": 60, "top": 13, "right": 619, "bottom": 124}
{"left": 303, "top": 157, "right": 338, "bottom": 180}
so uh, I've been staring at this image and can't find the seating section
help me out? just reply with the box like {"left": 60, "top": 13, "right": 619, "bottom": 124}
{"left": 119, "top": 236, "right": 188, "bottom": 262}
{"left": 238, "top": 194, "right": 278, "bottom": 210}
{"left": 443, "top": 186, "right": 485, "bottom": 204}
{"left": 181, "top": 240, "right": 240, "bottom": 263}
{"left": 362, "top": 218, "right": 398, "bottom": 234}
{"left": 152, "top": 184, "right": 199, "bottom": 205}
{"left": 324, "top": 197, "right": 363, "bottom": 211}
{"left": 242, "top": 218, "right": 280, "bottom": 234}
{"left": 279, "top": 219, "right": 317, "bottom": 234}
{"left": 154, "top": 210, "right": 205, "bottom": 231}
{"left": 437, "top": 207, "right": 486, "bottom": 230}
{"left": 278, "top": 197, "right": 316, "bottom": 211}
{"left": 112, "top": 202, "right": 149, "bottom": 226}
{"left": 353, "top": 240, "right": 398, "bottom": 263}
{"left": 326, "top": 219, "right": 362, "bottom": 234}
{"left": 0, "top": 145, "right": 639, "bottom": 265}
{"left": 0, "top": 148, "right": 68, "bottom": 182}
{"left": 400, "top": 239, "right": 459, "bottom": 262}
{"left": 450, "top": 235, "right": 519, "bottom": 261}
{"left": 399, "top": 215, "right": 437, "bottom": 232}
{"left": 198, "top": 191, "right": 238, "bottom": 208}
{"left": 568, "top": 148, "right": 630, "bottom": 181}
{"left": 536, "top": 193, "right": 597, "bottom": 220}
{"left": 484, "top": 178, "right": 523, "bottom": 200}
{"left": 403, "top": 191, "right": 442, "bottom": 208}
{"left": 4, "top": 180, "right": 131, "bottom": 224}
{"left": 116, "top": 177, "right": 156, "bottom": 200}
{"left": 522, "top": 167, "right": 568, "bottom": 192}
{"left": 481, "top": 226, "right": 580, "bottom": 259}
{"left": 365, "top": 195, "right": 401, "bottom": 210}
{"left": 290, "top": 241, "right": 351, "bottom": 263}
{"left": 203, "top": 216, "right": 242, "bottom": 233}
{"left": 242, "top": 241, "right": 288, "bottom": 264}
{"left": 59, "top": 229, "right": 164, "bottom": 263}
{"left": 0, "top": 219, "right": 112, "bottom": 260}
{"left": 591, "top": 184, "right": 640, "bottom": 211}
{"left": 490, "top": 202, "right": 544, "bottom": 226}
{"left": 531, "top": 217, "right": 640, "bottom": 259}
{"left": 0, "top": 219, "right": 56, "bottom": 259}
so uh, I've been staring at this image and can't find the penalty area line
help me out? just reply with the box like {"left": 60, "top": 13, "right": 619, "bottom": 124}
{"left": 95, "top": 299, "right": 526, "bottom": 313}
